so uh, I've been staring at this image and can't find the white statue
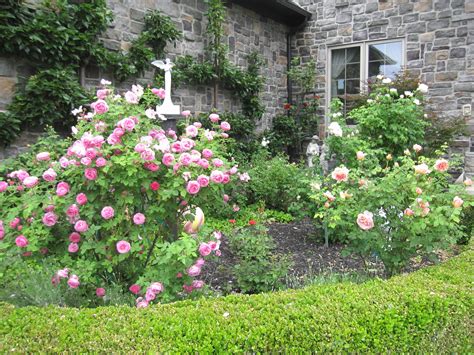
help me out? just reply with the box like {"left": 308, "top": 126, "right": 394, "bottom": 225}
{"left": 306, "top": 135, "right": 320, "bottom": 168}
{"left": 152, "top": 58, "right": 181, "bottom": 115}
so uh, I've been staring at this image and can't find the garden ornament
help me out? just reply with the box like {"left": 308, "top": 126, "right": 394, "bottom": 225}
{"left": 152, "top": 58, "right": 181, "bottom": 115}
{"left": 306, "top": 135, "right": 320, "bottom": 168}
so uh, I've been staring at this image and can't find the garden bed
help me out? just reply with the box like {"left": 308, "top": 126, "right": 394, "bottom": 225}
{"left": 202, "top": 219, "right": 460, "bottom": 293}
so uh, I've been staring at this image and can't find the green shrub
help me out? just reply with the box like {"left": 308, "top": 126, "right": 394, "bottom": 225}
{"left": 0, "top": 245, "right": 472, "bottom": 352}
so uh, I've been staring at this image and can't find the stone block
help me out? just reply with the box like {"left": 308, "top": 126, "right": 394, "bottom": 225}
{"left": 130, "top": 8, "right": 145, "bottom": 21}
{"left": 406, "top": 22, "right": 426, "bottom": 33}
{"left": 353, "top": 30, "right": 368, "bottom": 41}
{"left": 414, "top": 0, "right": 432, "bottom": 12}
{"left": 427, "top": 19, "right": 450, "bottom": 31}
{"left": 402, "top": 13, "right": 419, "bottom": 23}
{"left": 0, "top": 58, "right": 15, "bottom": 77}
{"left": 450, "top": 47, "right": 467, "bottom": 58}
{"left": 336, "top": 12, "right": 352, "bottom": 24}
{"left": 435, "top": 71, "right": 458, "bottom": 81}
{"left": 419, "top": 32, "right": 435, "bottom": 42}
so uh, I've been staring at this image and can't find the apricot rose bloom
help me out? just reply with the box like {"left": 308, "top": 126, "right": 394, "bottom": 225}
{"left": 357, "top": 211, "right": 374, "bottom": 231}
{"left": 331, "top": 166, "right": 349, "bottom": 182}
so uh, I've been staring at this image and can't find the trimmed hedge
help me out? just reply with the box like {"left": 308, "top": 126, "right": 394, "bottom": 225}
{"left": 1, "top": 246, "right": 473, "bottom": 352}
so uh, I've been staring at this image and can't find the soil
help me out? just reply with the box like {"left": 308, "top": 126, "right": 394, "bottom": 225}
{"left": 201, "top": 219, "right": 459, "bottom": 293}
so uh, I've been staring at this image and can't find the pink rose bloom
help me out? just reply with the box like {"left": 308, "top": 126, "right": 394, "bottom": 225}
{"left": 81, "top": 157, "right": 92, "bottom": 166}
{"left": 23, "top": 176, "right": 39, "bottom": 188}
{"left": 140, "top": 148, "right": 155, "bottom": 161}
{"left": 221, "top": 133, "right": 229, "bottom": 138}
{"left": 67, "top": 275, "right": 80, "bottom": 288}
{"left": 210, "top": 170, "right": 224, "bottom": 184}
{"left": 220, "top": 121, "right": 231, "bottom": 131}
{"left": 196, "top": 258, "right": 205, "bottom": 267}
{"left": 66, "top": 204, "right": 80, "bottom": 218}
{"left": 57, "top": 268, "right": 69, "bottom": 279}
{"left": 152, "top": 88, "right": 166, "bottom": 99}
{"left": 144, "top": 162, "right": 159, "bottom": 172}
{"left": 183, "top": 285, "right": 194, "bottom": 293}
{"left": 233, "top": 204, "right": 240, "bottom": 212}
{"left": 10, "top": 217, "right": 21, "bottom": 229}
{"left": 181, "top": 138, "right": 195, "bottom": 151}
{"left": 149, "top": 282, "right": 164, "bottom": 294}
{"left": 199, "top": 159, "right": 210, "bottom": 169}
{"left": 136, "top": 299, "right": 149, "bottom": 308}
{"left": 212, "top": 158, "right": 224, "bottom": 168}
{"left": 187, "top": 265, "right": 201, "bottom": 277}
{"left": 69, "top": 232, "right": 81, "bottom": 243}
{"left": 56, "top": 181, "right": 70, "bottom": 196}
{"left": 76, "top": 193, "right": 88, "bottom": 205}
{"left": 133, "top": 213, "right": 146, "bottom": 225}
{"left": 179, "top": 153, "right": 192, "bottom": 166}
{"left": 84, "top": 168, "right": 98, "bottom": 181}
{"left": 42, "top": 212, "right": 58, "bottom": 227}
{"left": 186, "top": 180, "right": 201, "bottom": 195}
{"left": 181, "top": 110, "right": 191, "bottom": 117}
{"left": 95, "top": 157, "right": 107, "bottom": 167}
{"left": 129, "top": 284, "right": 141, "bottom": 295}
{"left": 145, "top": 288, "right": 156, "bottom": 302}
{"left": 404, "top": 208, "right": 414, "bottom": 216}
{"left": 464, "top": 178, "right": 473, "bottom": 186}
{"left": 0, "top": 181, "right": 8, "bottom": 192}
{"left": 357, "top": 211, "right": 374, "bottom": 231}
{"left": 356, "top": 151, "right": 365, "bottom": 160}
{"left": 209, "top": 241, "right": 219, "bottom": 251}
{"left": 120, "top": 117, "right": 136, "bottom": 131}
{"left": 15, "top": 235, "right": 28, "bottom": 248}
{"left": 74, "top": 220, "right": 89, "bottom": 233}
{"left": 36, "top": 152, "right": 51, "bottom": 161}
{"left": 93, "top": 99, "right": 109, "bottom": 114}
{"left": 453, "top": 196, "right": 464, "bottom": 208}
{"left": 86, "top": 148, "right": 98, "bottom": 159}
{"left": 229, "top": 166, "right": 238, "bottom": 175}
{"left": 68, "top": 242, "right": 79, "bottom": 253}
{"left": 134, "top": 143, "right": 147, "bottom": 153}
{"left": 162, "top": 153, "right": 175, "bottom": 167}
{"left": 113, "top": 127, "right": 125, "bottom": 137}
{"left": 125, "top": 91, "right": 139, "bottom": 104}
{"left": 199, "top": 243, "right": 212, "bottom": 256}
{"left": 96, "top": 287, "right": 106, "bottom": 297}
{"left": 96, "top": 89, "right": 109, "bottom": 100}
{"left": 414, "top": 163, "right": 430, "bottom": 175}
{"left": 171, "top": 141, "right": 182, "bottom": 153}
{"left": 204, "top": 130, "right": 216, "bottom": 141}
{"left": 209, "top": 113, "right": 220, "bottom": 123}
{"left": 239, "top": 172, "right": 251, "bottom": 182}
{"left": 331, "top": 166, "right": 349, "bottom": 182}
{"left": 434, "top": 159, "right": 449, "bottom": 172}
{"left": 42, "top": 168, "right": 57, "bottom": 182}
{"left": 182, "top": 172, "right": 192, "bottom": 181}
{"left": 101, "top": 206, "right": 115, "bottom": 220}
{"left": 59, "top": 157, "right": 70, "bottom": 168}
{"left": 223, "top": 194, "right": 229, "bottom": 202}
{"left": 413, "top": 144, "right": 422, "bottom": 153}
{"left": 192, "top": 280, "right": 204, "bottom": 289}
{"left": 185, "top": 125, "right": 198, "bottom": 137}
{"left": 197, "top": 175, "right": 210, "bottom": 187}
{"left": 193, "top": 122, "right": 202, "bottom": 128}
{"left": 15, "top": 170, "right": 30, "bottom": 181}
{"left": 116, "top": 240, "right": 131, "bottom": 254}
{"left": 107, "top": 134, "right": 121, "bottom": 145}
{"left": 416, "top": 187, "right": 423, "bottom": 195}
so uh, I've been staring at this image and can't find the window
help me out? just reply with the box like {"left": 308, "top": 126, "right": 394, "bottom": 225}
{"left": 329, "top": 40, "right": 404, "bottom": 116}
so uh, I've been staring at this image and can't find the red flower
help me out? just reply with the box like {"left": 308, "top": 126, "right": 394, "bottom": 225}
{"left": 150, "top": 181, "right": 160, "bottom": 191}
{"left": 249, "top": 219, "right": 256, "bottom": 225}
{"left": 283, "top": 103, "right": 292, "bottom": 110}
{"left": 229, "top": 219, "right": 236, "bottom": 224}
{"left": 303, "top": 102, "right": 308, "bottom": 108}
{"left": 129, "top": 284, "right": 141, "bottom": 295}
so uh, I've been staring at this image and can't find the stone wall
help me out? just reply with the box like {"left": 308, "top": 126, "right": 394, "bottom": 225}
{"left": 293, "top": 0, "right": 474, "bottom": 155}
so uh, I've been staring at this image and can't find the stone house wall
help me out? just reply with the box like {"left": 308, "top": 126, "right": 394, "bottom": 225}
{"left": 293, "top": 0, "right": 474, "bottom": 159}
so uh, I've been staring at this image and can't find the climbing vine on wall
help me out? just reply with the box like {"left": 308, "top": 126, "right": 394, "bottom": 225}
{"left": 0, "top": 0, "right": 180, "bottom": 146}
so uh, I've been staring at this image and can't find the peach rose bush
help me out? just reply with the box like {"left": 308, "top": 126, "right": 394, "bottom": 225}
{"left": 312, "top": 148, "right": 473, "bottom": 276}
{"left": 0, "top": 82, "right": 248, "bottom": 307}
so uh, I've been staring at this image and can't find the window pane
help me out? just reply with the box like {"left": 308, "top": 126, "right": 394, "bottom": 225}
{"left": 368, "top": 41, "right": 402, "bottom": 79}
{"left": 346, "top": 79, "right": 361, "bottom": 94}
{"left": 346, "top": 47, "right": 360, "bottom": 63}
{"left": 346, "top": 63, "right": 360, "bottom": 79}
{"left": 368, "top": 61, "right": 384, "bottom": 77}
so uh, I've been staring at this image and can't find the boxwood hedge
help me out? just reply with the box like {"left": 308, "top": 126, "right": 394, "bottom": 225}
{"left": 1, "top": 245, "right": 472, "bottom": 352}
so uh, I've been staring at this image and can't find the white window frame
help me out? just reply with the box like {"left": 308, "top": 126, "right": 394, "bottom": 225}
{"left": 325, "top": 38, "right": 406, "bottom": 126}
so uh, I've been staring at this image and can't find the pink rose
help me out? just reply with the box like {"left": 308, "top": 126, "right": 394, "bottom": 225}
{"left": 152, "top": 88, "right": 166, "bottom": 99}
{"left": 413, "top": 144, "right": 422, "bottom": 153}
{"left": 144, "top": 162, "right": 159, "bottom": 172}
{"left": 42, "top": 212, "right": 58, "bottom": 227}
{"left": 86, "top": 148, "right": 97, "bottom": 160}
{"left": 198, "top": 243, "right": 212, "bottom": 256}
{"left": 193, "top": 122, "right": 202, "bottom": 128}
{"left": 136, "top": 299, "right": 149, "bottom": 308}
{"left": 23, "top": 176, "right": 39, "bottom": 188}
{"left": 187, "top": 265, "right": 201, "bottom": 277}
{"left": 0, "top": 181, "right": 8, "bottom": 192}
{"left": 66, "top": 204, "right": 80, "bottom": 218}
{"left": 181, "top": 138, "right": 195, "bottom": 151}
{"left": 186, "top": 180, "right": 200, "bottom": 195}
{"left": 181, "top": 110, "right": 191, "bottom": 117}
{"left": 133, "top": 213, "right": 146, "bottom": 225}
{"left": 185, "top": 125, "right": 198, "bottom": 137}
{"left": 15, "top": 170, "right": 29, "bottom": 181}
{"left": 199, "top": 159, "right": 210, "bottom": 169}
{"left": 59, "top": 157, "right": 70, "bottom": 168}
{"left": 15, "top": 235, "right": 28, "bottom": 248}
{"left": 10, "top": 217, "right": 21, "bottom": 229}
{"left": 42, "top": 168, "right": 57, "bottom": 182}
{"left": 223, "top": 194, "right": 229, "bottom": 202}
{"left": 434, "top": 159, "right": 449, "bottom": 172}
{"left": 68, "top": 242, "right": 79, "bottom": 253}
{"left": 196, "top": 258, "right": 205, "bottom": 267}
{"left": 183, "top": 285, "right": 194, "bottom": 293}
{"left": 36, "top": 152, "right": 51, "bottom": 161}
{"left": 116, "top": 240, "right": 131, "bottom": 254}
{"left": 96, "top": 287, "right": 106, "bottom": 297}
{"left": 67, "top": 275, "right": 80, "bottom": 288}
{"left": 197, "top": 175, "right": 210, "bottom": 187}
{"left": 96, "top": 89, "right": 109, "bottom": 100}
{"left": 140, "top": 148, "right": 155, "bottom": 161}
{"left": 149, "top": 282, "right": 164, "bottom": 294}
{"left": 414, "top": 163, "right": 430, "bottom": 175}
{"left": 101, "top": 206, "right": 115, "bottom": 220}
{"left": 464, "top": 178, "right": 473, "bottom": 186}
{"left": 415, "top": 187, "right": 423, "bottom": 195}
{"left": 124, "top": 91, "right": 139, "bottom": 104}
{"left": 145, "top": 288, "right": 156, "bottom": 302}
{"left": 210, "top": 170, "right": 224, "bottom": 184}
{"left": 134, "top": 143, "right": 147, "bottom": 153}
{"left": 356, "top": 151, "right": 365, "bottom": 160}
{"left": 74, "top": 220, "right": 89, "bottom": 233}
{"left": 129, "top": 284, "right": 141, "bottom": 294}
{"left": 357, "top": 211, "right": 374, "bottom": 231}
{"left": 221, "top": 133, "right": 229, "bottom": 138}
{"left": 69, "top": 232, "right": 81, "bottom": 243}
{"left": 76, "top": 193, "right": 88, "bottom": 205}
{"left": 453, "top": 196, "right": 463, "bottom": 208}
{"left": 179, "top": 153, "right": 192, "bottom": 166}
{"left": 220, "top": 121, "right": 231, "bottom": 131}
{"left": 162, "top": 153, "right": 175, "bottom": 167}
{"left": 81, "top": 157, "right": 92, "bottom": 166}
{"left": 56, "top": 181, "right": 70, "bottom": 196}
{"left": 95, "top": 157, "right": 107, "bottom": 167}
{"left": 212, "top": 158, "right": 224, "bottom": 167}
{"left": 57, "top": 268, "right": 69, "bottom": 279}
{"left": 404, "top": 208, "right": 414, "bottom": 216}
{"left": 209, "top": 113, "right": 220, "bottom": 123}
{"left": 192, "top": 280, "right": 204, "bottom": 289}
{"left": 113, "top": 127, "right": 125, "bottom": 137}
{"left": 119, "top": 117, "right": 136, "bottom": 131}
{"left": 84, "top": 168, "right": 98, "bottom": 181}
{"left": 171, "top": 141, "right": 182, "bottom": 153}
{"left": 92, "top": 99, "right": 109, "bottom": 114}
{"left": 331, "top": 166, "right": 349, "bottom": 182}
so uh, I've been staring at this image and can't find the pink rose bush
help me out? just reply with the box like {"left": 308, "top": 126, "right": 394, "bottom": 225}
{"left": 312, "top": 149, "right": 473, "bottom": 276}
{"left": 0, "top": 83, "right": 248, "bottom": 306}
